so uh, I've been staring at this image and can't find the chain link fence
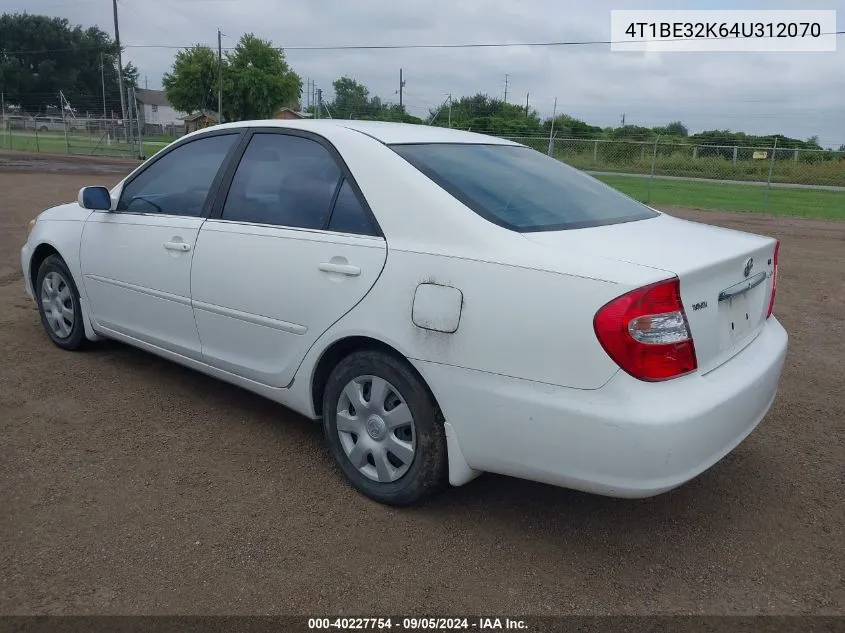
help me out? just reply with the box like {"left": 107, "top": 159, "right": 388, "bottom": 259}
{"left": 503, "top": 136, "right": 845, "bottom": 218}
{"left": 0, "top": 108, "right": 150, "bottom": 159}
{"left": 1, "top": 110, "right": 842, "bottom": 217}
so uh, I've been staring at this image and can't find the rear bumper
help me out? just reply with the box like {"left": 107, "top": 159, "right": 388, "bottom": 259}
{"left": 418, "top": 316, "right": 788, "bottom": 497}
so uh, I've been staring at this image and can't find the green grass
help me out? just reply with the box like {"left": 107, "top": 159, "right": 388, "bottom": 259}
{"left": 597, "top": 174, "right": 845, "bottom": 220}
{"left": 0, "top": 130, "right": 164, "bottom": 158}
{"left": 557, "top": 146, "right": 845, "bottom": 187}
{"left": 143, "top": 134, "right": 182, "bottom": 144}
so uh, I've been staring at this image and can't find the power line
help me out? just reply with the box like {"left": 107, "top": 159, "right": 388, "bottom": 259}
{"left": 4, "top": 31, "right": 843, "bottom": 55}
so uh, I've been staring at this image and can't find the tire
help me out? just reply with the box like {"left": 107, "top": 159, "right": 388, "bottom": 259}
{"left": 39, "top": 126, "right": 48, "bottom": 132}
{"left": 35, "top": 254, "right": 87, "bottom": 351}
{"left": 322, "top": 350, "right": 448, "bottom": 506}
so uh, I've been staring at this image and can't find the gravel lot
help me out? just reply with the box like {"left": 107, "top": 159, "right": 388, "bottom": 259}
{"left": 1, "top": 156, "right": 843, "bottom": 616}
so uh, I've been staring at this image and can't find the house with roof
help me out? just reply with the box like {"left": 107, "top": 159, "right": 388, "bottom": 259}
{"left": 183, "top": 110, "right": 221, "bottom": 133}
{"left": 273, "top": 107, "right": 312, "bottom": 120}
{"left": 134, "top": 89, "right": 189, "bottom": 131}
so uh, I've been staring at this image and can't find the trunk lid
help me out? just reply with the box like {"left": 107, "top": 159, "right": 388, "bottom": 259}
{"left": 523, "top": 212, "right": 778, "bottom": 373}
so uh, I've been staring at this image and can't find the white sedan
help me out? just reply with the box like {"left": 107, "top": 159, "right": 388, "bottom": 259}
{"left": 21, "top": 120, "right": 788, "bottom": 505}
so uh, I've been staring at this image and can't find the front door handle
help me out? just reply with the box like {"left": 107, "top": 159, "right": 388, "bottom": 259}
{"left": 164, "top": 241, "right": 191, "bottom": 252}
{"left": 318, "top": 262, "right": 361, "bottom": 276}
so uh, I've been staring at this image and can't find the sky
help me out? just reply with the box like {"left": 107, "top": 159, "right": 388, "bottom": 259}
{"left": 6, "top": 0, "right": 845, "bottom": 147}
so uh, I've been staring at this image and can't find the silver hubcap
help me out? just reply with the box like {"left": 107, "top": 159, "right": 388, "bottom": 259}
{"left": 336, "top": 375, "right": 416, "bottom": 483}
{"left": 40, "top": 271, "right": 74, "bottom": 339}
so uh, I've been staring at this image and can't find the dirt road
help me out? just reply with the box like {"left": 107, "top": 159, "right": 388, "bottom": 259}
{"left": 1, "top": 159, "right": 843, "bottom": 615}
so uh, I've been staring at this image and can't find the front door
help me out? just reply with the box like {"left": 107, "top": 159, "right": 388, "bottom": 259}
{"left": 190, "top": 130, "right": 387, "bottom": 387}
{"left": 80, "top": 132, "right": 242, "bottom": 359}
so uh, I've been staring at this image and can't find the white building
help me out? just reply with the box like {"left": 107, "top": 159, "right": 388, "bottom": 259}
{"left": 134, "top": 89, "right": 188, "bottom": 130}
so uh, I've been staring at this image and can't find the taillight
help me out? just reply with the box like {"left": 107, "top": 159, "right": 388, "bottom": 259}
{"left": 593, "top": 277, "right": 697, "bottom": 382}
{"left": 766, "top": 240, "right": 779, "bottom": 318}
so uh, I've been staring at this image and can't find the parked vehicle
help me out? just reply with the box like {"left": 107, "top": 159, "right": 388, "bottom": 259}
{"left": 32, "top": 115, "right": 83, "bottom": 133}
{"left": 21, "top": 120, "right": 788, "bottom": 505}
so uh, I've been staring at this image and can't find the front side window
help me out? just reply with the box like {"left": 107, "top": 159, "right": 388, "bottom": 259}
{"left": 221, "top": 133, "right": 342, "bottom": 230}
{"left": 390, "top": 143, "right": 657, "bottom": 232}
{"left": 117, "top": 133, "right": 238, "bottom": 216}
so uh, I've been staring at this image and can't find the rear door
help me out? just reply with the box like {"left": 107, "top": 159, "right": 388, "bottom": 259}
{"left": 190, "top": 129, "right": 387, "bottom": 387}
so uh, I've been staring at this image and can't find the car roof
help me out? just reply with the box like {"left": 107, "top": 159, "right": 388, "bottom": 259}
{"left": 202, "top": 119, "right": 522, "bottom": 146}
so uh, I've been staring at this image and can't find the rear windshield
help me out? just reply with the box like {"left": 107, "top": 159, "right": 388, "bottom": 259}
{"left": 390, "top": 143, "right": 657, "bottom": 232}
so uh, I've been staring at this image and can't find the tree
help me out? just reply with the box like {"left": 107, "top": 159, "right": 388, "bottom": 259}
{"left": 224, "top": 33, "right": 301, "bottom": 121}
{"left": 330, "top": 76, "right": 371, "bottom": 118}
{"left": 664, "top": 120, "right": 688, "bottom": 137}
{"left": 162, "top": 45, "right": 220, "bottom": 115}
{"left": 542, "top": 114, "right": 603, "bottom": 138}
{"left": 122, "top": 61, "right": 139, "bottom": 91}
{"left": 319, "top": 76, "right": 422, "bottom": 123}
{"left": 0, "top": 13, "right": 129, "bottom": 115}
{"left": 609, "top": 125, "right": 655, "bottom": 141}
{"left": 429, "top": 93, "right": 542, "bottom": 135}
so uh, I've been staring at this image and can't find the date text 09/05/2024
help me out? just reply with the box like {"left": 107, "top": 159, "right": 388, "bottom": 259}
{"left": 308, "top": 617, "right": 528, "bottom": 630}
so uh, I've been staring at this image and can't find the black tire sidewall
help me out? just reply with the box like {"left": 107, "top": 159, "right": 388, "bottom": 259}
{"left": 322, "top": 350, "right": 448, "bottom": 506}
{"left": 35, "top": 255, "right": 86, "bottom": 350}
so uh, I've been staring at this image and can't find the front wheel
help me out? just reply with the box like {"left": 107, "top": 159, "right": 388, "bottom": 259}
{"left": 322, "top": 350, "right": 448, "bottom": 506}
{"left": 35, "top": 255, "right": 87, "bottom": 350}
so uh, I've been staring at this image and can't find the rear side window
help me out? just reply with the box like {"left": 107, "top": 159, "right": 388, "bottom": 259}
{"left": 117, "top": 133, "right": 238, "bottom": 216}
{"left": 221, "top": 133, "right": 342, "bottom": 230}
{"left": 390, "top": 143, "right": 657, "bottom": 232}
{"left": 328, "top": 179, "right": 376, "bottom": 236}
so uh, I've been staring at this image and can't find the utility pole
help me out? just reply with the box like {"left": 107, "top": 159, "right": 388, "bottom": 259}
{"left": 399, "top": 68, "right": 405, "bottom": 109}
{"left": 316, "top": 89, "right": 322, "bottom": 120}
{"left": 217, "top": 29, "right": 223, "bottom": 123}
{"left": 100, "top": 53, "right": 107, "bottom": 118}
{"left": 503, "top": 74, "right": 509, "bottom": 103}
{"left": 112, "top": 0, "right": 127, "bottom": 142}
{"left": 59, "top": 91, "right": 70, "bottom": 152}
{"left": 525, "top": 92, "right": 529, "bottom": 117}
{"left": 321, "top": 90, "right": 332, "bottom": 119}
{"left": 621, "top": 113, "right": 626, "bottom": 126}
{"left": 548, "top": 97, "right": 558, "bottom": 156}
{"left": 448, "top": 94, "right": 452, "bottom": 128}
{"left": 145, "top": 76, "right": 148, "bottom": 89}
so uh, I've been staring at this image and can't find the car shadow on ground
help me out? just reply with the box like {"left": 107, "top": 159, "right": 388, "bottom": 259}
{"left": 79, "top": 337, "right": 789, "bottom": 549}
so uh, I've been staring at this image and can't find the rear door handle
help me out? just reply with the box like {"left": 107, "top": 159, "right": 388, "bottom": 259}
{"left": 164, "top": 241, "right": 191, "bottom": 252}
{"left": 318, "top": 262, "right": 361, "bottom": 276}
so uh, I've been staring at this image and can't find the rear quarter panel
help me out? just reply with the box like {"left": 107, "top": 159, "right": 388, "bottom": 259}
{"left": 299, "top": 126, "right": 675, "bottom": 392}
{"left": 311, "top": 248, "right": 641, "bottom": 391}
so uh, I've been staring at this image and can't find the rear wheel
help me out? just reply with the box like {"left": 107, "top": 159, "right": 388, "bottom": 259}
{"left": 322, "top": 350, "right": 448, "bottom": 506}
{"left": 36, "top": 255, "right": 86, "bottom": 350}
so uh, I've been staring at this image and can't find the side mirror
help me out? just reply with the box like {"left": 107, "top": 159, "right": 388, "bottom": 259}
{"left": 78, "top": 186, "right": 113, "bottom": 211}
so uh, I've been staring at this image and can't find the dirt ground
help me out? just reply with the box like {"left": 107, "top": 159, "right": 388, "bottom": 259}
{"left": 1, "top": 156, "right": 843, "bottom": 616}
